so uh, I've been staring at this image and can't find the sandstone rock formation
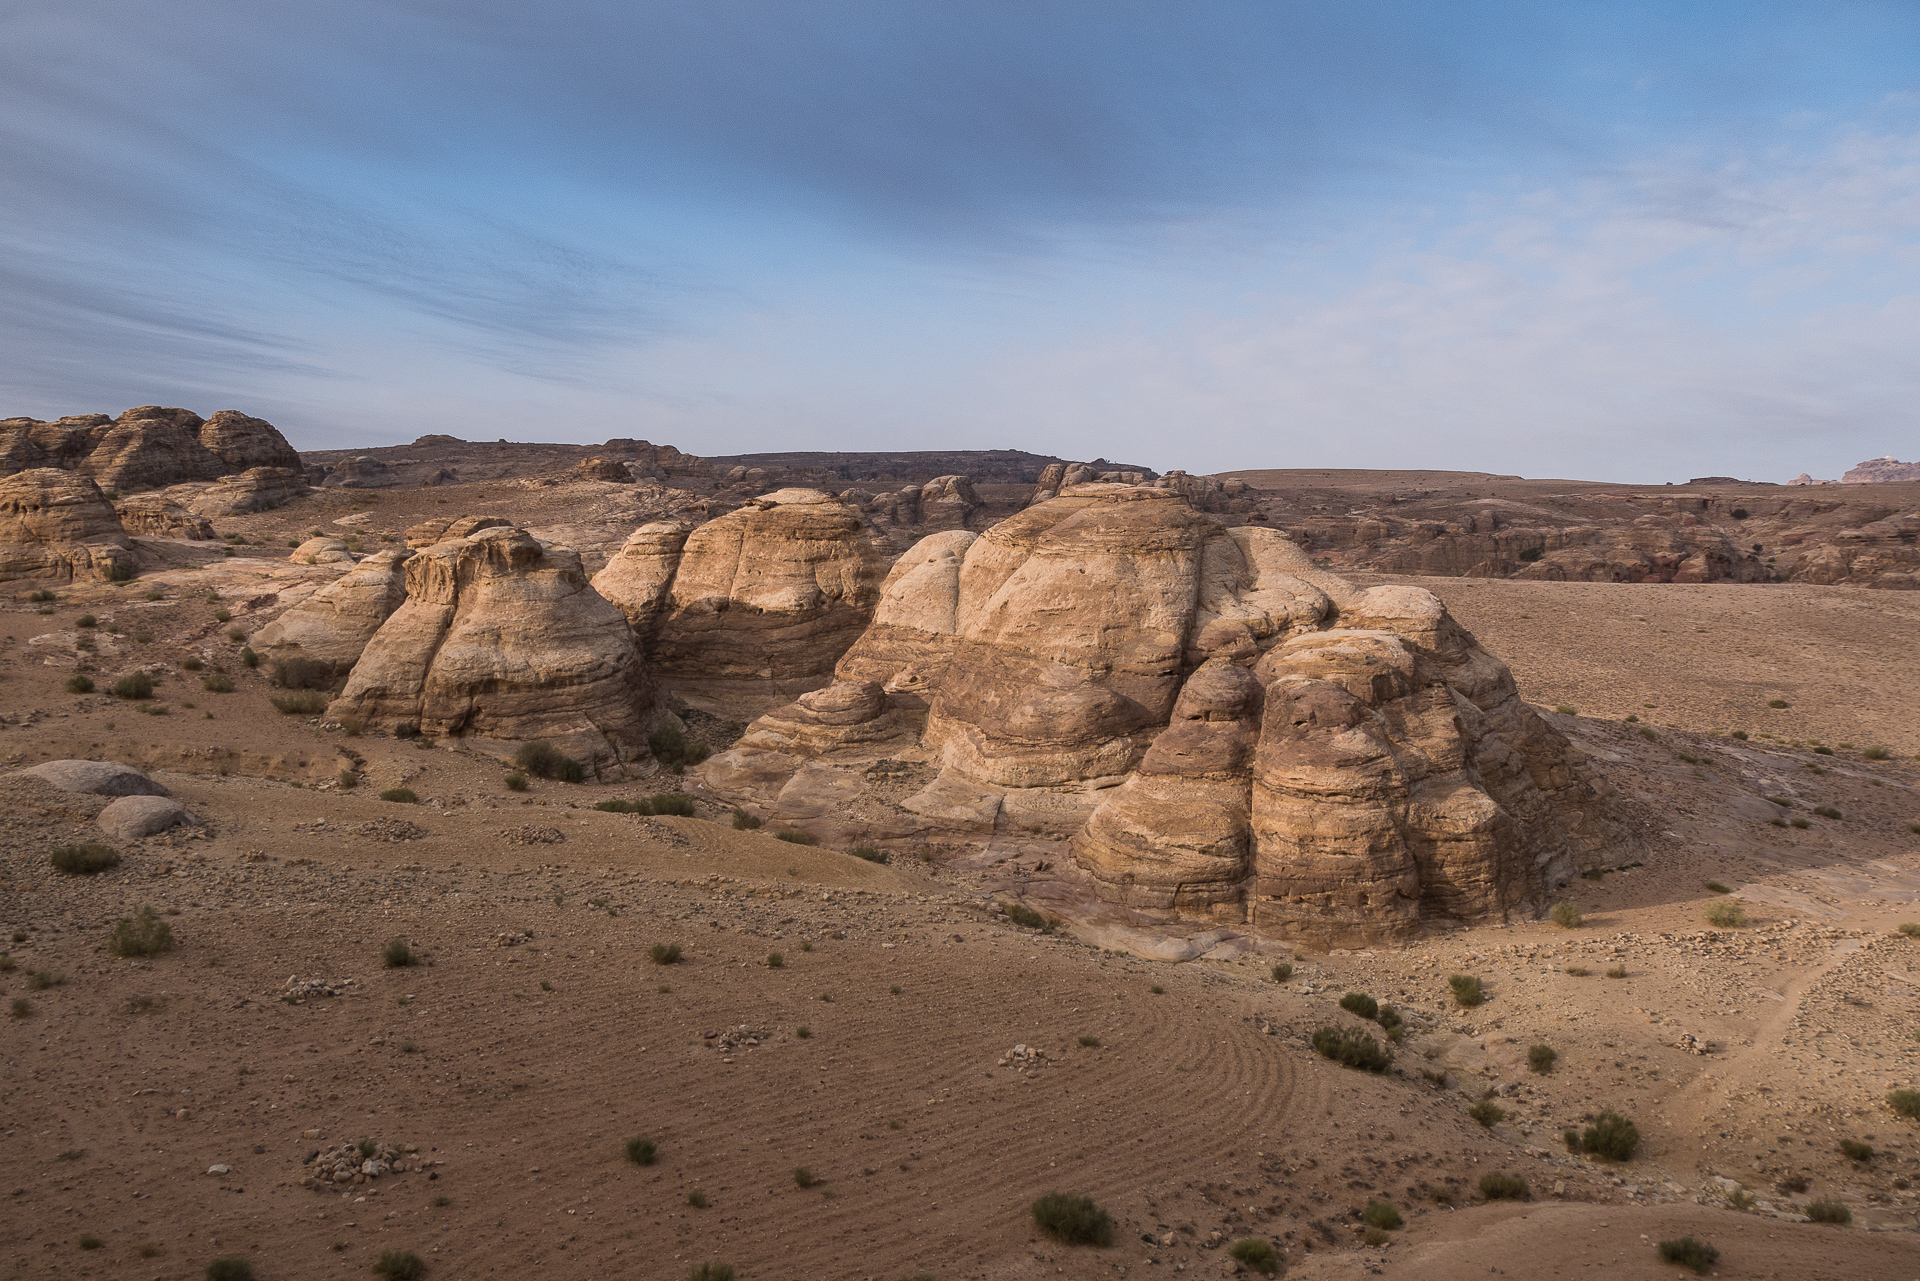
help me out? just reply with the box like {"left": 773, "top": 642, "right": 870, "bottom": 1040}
{"left": 592, "top": 489, "right": 892, "bottom": 713}
{"left": 329, "top": 526, "right": 655, "bottom": 765}
{"left": 862, "top": 475, "right": 981, "bottom": 535}
{"left": 0, "top": 469, "right": 134, "bottom": 582}
{"left": 570, "top": 457, "right": 633, "bottom": 483}
{"left": 97, "top": 795, "right": 197, "bottom": 842}
{"left": 0, "top": 406, "right": 302, "bottom": 492}
{"left": 1843, "top": 456, "right": 1920, "bottom": 484}
{"left": 404, "top": 515, "right": 511, "bottom": 549}
{"left": 321, "top": 456, "right": 397, "bottom": 489}
{"left": 702, "top": 485, "right": 1627, "bottom": 945}
{"left": 114, "top": 494, "right": 214, "bottom": 540}
{"left": 18, "top": 759, "right": 168, "bottom": 797}
{"left": 290, "top": 536, "right": 355, "bottom": 565}
{"left": 251, "top": 549, "right": 414, "bottom": 670}
{"left": 187, "top": 466, "right": 311, "bottom": 517}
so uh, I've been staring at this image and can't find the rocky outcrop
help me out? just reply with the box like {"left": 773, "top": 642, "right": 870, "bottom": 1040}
{"left": 1843, "top": 457, "right": 1920, "bottom": 484}
{"left": 701, "top": 486, "right": 1627, "bottom": 945}
{"left": 290, "top": 536, "right": 354, "bottom": 565}
{"left": 329, "top": 526, "right": 656, "bottom": 765}
{"left": 0, "top": 468, "right": 134, "bottom": 581}
{"left": 251, "top": 549, "right": 413, "bottom": 669}
{"left": 321, "top": 456, "right": 397, "bottom": 489}
{"left": 187, "top": 466, "right": 311, "bottom": 517}
{"left": 404, "top": 515, "right": 511, "bottom": 549}
{"left": 114, "top": 494, "right": 214, "bottom": 540}
{"left": 592, "top": 490, "right": 892, "bottom": 713}
{"left": 570, "top": 457, "right": 633, "bottom": 483}
{"left": 863, "top": 475, "right": 981, "bottom": 535}
{"left": 18, "top": 759, "right": 168, "bottom": 797}
{"left": 0, "top": 407, "right": 303, "bottom": 492}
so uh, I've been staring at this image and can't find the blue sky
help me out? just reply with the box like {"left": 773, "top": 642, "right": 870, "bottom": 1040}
{"left": 3, "top": 1, "right": 1917, "bottom": 481}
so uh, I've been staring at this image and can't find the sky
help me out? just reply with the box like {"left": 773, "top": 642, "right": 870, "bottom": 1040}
{"left": 3, "top": 1, "right": 1918, "bottom": 482}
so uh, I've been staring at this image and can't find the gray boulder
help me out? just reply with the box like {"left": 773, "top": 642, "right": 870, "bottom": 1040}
{"left": 97, "top": 795, "right": 196, "bottom": 841}
{"left": 21, "top": 759, "right": 168, "bottom": 797}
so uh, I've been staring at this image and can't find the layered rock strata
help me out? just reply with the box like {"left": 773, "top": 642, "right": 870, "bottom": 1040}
{"left": 251, "top": 549, "right": 414, "bottom": 670}
{"left": 329, "top": 526, "right": 655, "bottom": 765}
{"left": 0, "top": 469, "right": 134, "bottom": 581}
{"left": 0, "top": 406, "right": 300, "bottom": 490}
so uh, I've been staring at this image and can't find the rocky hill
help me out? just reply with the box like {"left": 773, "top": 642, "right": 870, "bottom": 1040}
{"left": 1, "top": 405, "right": 300, "bottom": 491}
{"left": 1844, "top": 456, "right": 1920, "bottom": 483}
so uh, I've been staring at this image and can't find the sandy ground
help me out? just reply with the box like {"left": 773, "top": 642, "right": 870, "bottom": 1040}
{"left": 5, "top": 560, "right": 1920, "bottom": 1278}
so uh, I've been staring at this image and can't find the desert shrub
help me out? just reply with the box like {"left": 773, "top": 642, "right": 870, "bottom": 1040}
{"left": 26, "top": 969, "right": 65, "bottom": 990}
{"left": 686, "top": 1189, "right": 707, "bottom": 1208}
{"left": 1339, "top": 992, "right": 1379, "bottom": 1020}
{"left": 1864, "top": 745, "right": 1891, "bottom": 760}
{"left": 1705, "top": 881, "right": 1732, "bottom": 894}
{"left": 1005, "top": 903, "right": 1047, "bottom": 930}
{"left": 1900, "top": 924, "right": 1920, "bottom": 938}
{"left": 212, "top": 607, "right": 232, "bottom": 623}
{"left": 1705, "top": 900, "right": 1747, "bottom": 928}
{"left": 240, "top": 646, "right": 258, "bottom": 668}
{"left": 201, "top": 672, "right": 234, "bottom": 693}
{"left": 382, "top": 938, "right": 417, "bottom": 968}
{"left": 1840, "top": 1139, "right": 1873, "bottom": 1161}
{"left": 111, "top": 672, "right": 154, "bottom": 700}
{"left": 1553, "top": 704, "right": 1576, "bottom": 715}
{"left": 1550, "top": 901, "right": 1582, "bottom": 928}
{"left": 767, "top": 951, "right": 784, "bottom": 968}
{"left": 271, "top": 656, "right": 334, "bottom": 690}
{"left": 108, "top": 905, "right": 173, "bottom": 958}
{"left": 76, "top": 614, "right": 97, "bottom": 628}
{"left": 1362, "top": 1225, "right": 1390, "bottom": 1246}
{"left": 847, "top": 843, "right": 889, "bottom": 864}
{"left": 730, "top": 808, "right": 762, "bottom": 830}
{"left": 1227, "top": 1237, "right": 1279, "bottom": 1275}
{"left": 1311, "top": 1025, "right": 1391, "bottom": 1072}
{"left": 204, "top": 1258, "right": 254, "bottom": 1281}
{"left": 1270, "top": 962, "right": 1292, "bottom": 983}
{"left": 373, "top": 1250, "right": 426, "bottom": 1280}
{"left": 1657, "top": 1236, "right": 1719, "bottom": 1273}
{"left": 271, "top": 689, "right": 328, "bottom": 714}
{"left": 1479, "top": 1172, "right": 1529, "bottom": 1201}
{"left": 513, "top": 740, "right": 564, "bottom": 777}
{"left": 337, "top": 769, "right": 358, "bottom": 789}
{"left": 594, "top": 799, "right": 652, "bottom": 814}
{"left": 1030, "top": 1192, "right": 1113, "bottom": 1246}
{"left": 1767, "top": 698, "right": 1789, "bottom": 709}
{"left": 1886, "top": 1088, "right": 1920, "bottom": 1119}
{"left": 1813, "top": 745, "right": 1834, "bottom": 756}
{"left": 686, "top": 1267, "right": 734, "bottom": 1281}
{"left": 1805, "top": 1199, "right": 1851, "bottom": 1225}
{"left": 8, "top": 997, "right": 29, "bottom": 1019}
{"left": 1362, "top": 1199, "right": 1401, "bottom": 1230}
{"left": 1528, "top": 1044, "right": 1557, "bottom": 1073}
{"left": 1377, "top": 1005, "right": 1402, "bottom": 1031}
{"left": 1790, "top": 816, "right": 1811, "bottom": 829}
{"left": 65, "top": 674, "right": 94, "bottom": 694}
{"left": 1566, "top": 1109, "right": 1639, "bottom": 1161}
{"left": 1813, "top": 805, "right": 1842, "bottom": 820}
{"left": 51, "top": 843, "right": 120, "bottom": 875}
{"left": 503, "top": 772, "right": 528, "bottom": 791}
{"left": 0, "top": 954, "right": 11, "bottom": 972}
{"left": 554, "top": 756, "right": 585, "bottom": 783}
{"left": 650, "top": 943, "right": 682, "bottom": 965}
{"left": 1469, "top": 1098, "right": 1505, "bottom": 1128}
{"left": 1077, "top": 1035, "right": 1101, "bottom": 1047}
{"left": 649, "top": 721, "right": 711, "bottom": 773}
{"left": 775, "top": 829, "right": 817, "bottom": 845}
{"left": 625, "top": 1136, "right": 658, "bottom": 1165}
{"left": 1448, "top": 974, "right": 1485, "bottom": 1007}
{"left": 796, "top": 1025, "right": 811, "bottom": 1038}
{"left": 1606, "top": 965, "right": 1629, "bottom": 979}
{"left": 649, "top": 792, "right": 696, "bottom": 817}
{"left": 78, "top": 1233, "right": 102, "bottom": 1249}
{"left": 27, "top": 589, "right": 54, "bottom": 602}
{"left": 1731, "top": 730, "right": 1748, "bottom": 740}
{"left": 180, "top": 654, "right": 201, "bottom": 670}
{"left": 379, "top": 788, "right": 417, "bottom": 804}
{"left": 792, "top": 1165, "right": 816, "bottom": 1188}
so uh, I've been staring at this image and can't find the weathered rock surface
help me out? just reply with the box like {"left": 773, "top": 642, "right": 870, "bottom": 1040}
{"left": 0, "top": 406, "right": 302, "bottom": 492}
{"left": 592, "top": 490, "right": 892, "bottom": 713}
{"left": 113, "top": 493, "right": 215, "bottom": 540}
{"left": 1842, "top": 457, "right": 1920, "bottom": 483}
{"left": 330, "top": 526, "right": 655, "bottom": 765}
{"left": 251, "top": 549, "right": 414, "bottom": 669}
{"left": 570, "top": 456, "right": 633, "bottom": 483}
{"left": 0, "top": 468, "right": 134, "bottom": 581}
{"left": 404, "top": 515, "right": 511, "bottom": 549}
{"left": 18, "top": 759, "right": 168, "bottom": 797}
{"left": 291, "top": 537, "right": 354, "bottom": 565}
{"left": 321, "top": 456, "right": 397, "bottom": 489}
{"left": 196, "top": 411, "right": 303, "bottom": 473}
{"left": 97, "top": 795, "right": 196, "bottom": 842}
{"left": 187, "top": 466, "right": 311, "bottom": 517}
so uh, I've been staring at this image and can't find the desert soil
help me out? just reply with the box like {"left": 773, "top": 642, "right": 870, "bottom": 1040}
{"left": 4, "top": 551, "right": 1920, "bottom": 1279}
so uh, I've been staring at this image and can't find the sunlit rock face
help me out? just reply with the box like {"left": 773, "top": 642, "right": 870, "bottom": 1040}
{"left": 0, "top": 468, "right": 134, "bottom": 582}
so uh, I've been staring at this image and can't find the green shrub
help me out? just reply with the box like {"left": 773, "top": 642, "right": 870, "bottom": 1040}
{"left": 1806, "top": 1199, "right": 1851, "bottom": 1225}
{"left": 1886, "top": 1088, "right": 1920, "bottom": 1119}
{"left": 1478, "top": 1172, "right": 1529, "bottom": 1201}
{"left": 1767, "top": 698, "right": 1788, "bottom": 709}
{"left": 594, "top": 798, "right": 652, "bottom": 814}
{"left": 65, "top": 674, "right": 94, "bottom": 694}
{"left": 111, "top": 672, "right": 154, "bottom": 700}
{"left": 1553, "top": 704, "right": 1576, "bottom": 715}
{"left": 76, "top": 614, "right": 97, "bottom": 628}
{"left": 337, "top": 769, "right": 359, "bottom": 790}
{"left": 383, "top": 938, "right": 417, "bottom": 968}
{"left": 1270, "top": 962, "right": 1292, "bottom": 983}
{"left": 1706, "top": 881, "right": 1732, "bottom": 894}
{"left": 1227, "top": 1237, "right": 1279, "bottom": 1275}
{"left": 240, "top": 647, "right": 258, "bottom": 668}
{"left": 792, "top": 1166, "right": 815, "bottom": 1188}
{"left": 1029, "top": 1191, "right": 1113, "bottom": 1246}
{"left": 1448, "top": 974, "right": 1484, "bottom": 1007}
{"left": 766, "top": 952, "right": 784, "bottom": 968}
{"left": 201, "top": 671, "right": 235, "bottom": 693}
{"left": 1813, "top": 805, "right": 1842, "bottom": 820}
{"left": 649, "top": 721, "right": 711, "bottom": 773}
{"left": 79, "top": 1233, "right": 102, "bottom": 1249}
{"left": 1550, "top": 901, "right": 1582, "bottom": 928}
{"left": 272, "top": 656, "right": 334, "bottom": 690}
{"left": 1468, "top": 1098, "right": 1505, "bottom": 1128}
{"left": 1864, "top": 746, "right": 1890, "bottom": 760}
{"left": 1339, "top": 992, "right": 1379, "bottom": 1020}
{"left": 650, "top": 943, "right": 682, "bottom": 965}
{"left": 107, "top": 905, "right": 173, "bottom": 958}
{"left": 1606, "top": 965, "right": 1629, "bottom": 979}
{"left": 1528, "top": 1044, "right": 1557, "bottom": 1073}
{"left": 271, "top": 689, "right": 328, "bottom": 714}
{"left": 648, "top": 792, "right": 696, "bottom": 817}
{"left": 204, "top": 1258, "right": 255, "bottom": 1281}
{"left": 504, "top": 772, "right": 528, "bottom": 792}
{"left": 1813, "top": 745, "right": 1834, "bottom": 756}
{"left": 730, "top": 808, "right": 762, "bottom": 830}
{"left": 51, "top": 843, "right": 120, "bottom": 875}
{"left": 1657, "top": 1236, "right": 1719, "bottom": 1273}
{"left": 1362, "top": 1199, "right": 1401, "bottom": 1230}
{"left": 1566, "top": 1109, "right": 1639, "bottom": 1161}
{"left": 379, "top": 788, "right": 417, "bottom": 804}
{"left": 1705, "top": 900, "right": 1747, "bottom": 928}
{"left": 1731, "top": 730, "right": 1748, "bottom": 740}
{"left": 9, "top": 997, "right": 29, "bottom": 1019}
{"left": 373, "top": 1250, "right": 426, "bottom": 1280}
{"left": 555, "top": 756, "right": 585, "bottom": 783}
{"left": 1900, "top": 923, "right": 1920, "bottom": 938}
{"left": 775, "top": 829, "right": 818, "bottom": 845}
{"left": 1005, "top": 903, "right": 1047, "bottom": 930}
{"left": 685, "top": 1266, "right": 733, "bottom": 1281}
{"left": 213, "top": 608, "right": 232, "bottom": 623}
{"left": 626, "top": 1136, "right": 658, "bottom": 1165}
{"left": 1376, "top": 1006, "right": 1401, "bottom": 1031}
{"left": 1310, "top": 1025, "right": 1391, "bottom": 1072}
{"left": 27, "top": 589, "right": 54, "bottom": 602}
{"left": 846, "top": 843, "right": 889, "bottom": 864}
{"left": 513, "top": 740, "right": 565, "bottom": 778}
{"left": 796, "top": 1025, "right": 811, "bottom": 1038}
{"left": 1791, "top": 816, "right": 1811, "bottom": 829}
{"left": 1839, "top": 1139, "right": 1873, "bottom": 1161}
{"left": 686, "top": 1189, "right": 707, "bottom": 1208}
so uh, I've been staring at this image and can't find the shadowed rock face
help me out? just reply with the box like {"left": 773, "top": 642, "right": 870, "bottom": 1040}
{"left": 252, "top": 549, "right": 414, "bottom": 670}
{"left": 592, "top": 490, "right": 892, "bottom": 714}
{"left": 330, "top": 527, "right": 656, "bottom": 766}
{"left": 0, "top": 468, "right": 133, "bottom": 582}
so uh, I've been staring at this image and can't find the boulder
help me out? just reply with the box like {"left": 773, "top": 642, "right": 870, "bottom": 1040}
{"left": 187, "top": 466, "right": 311, "bottom": 517}
{"left": 197, "top": 410, "right": 303, "bottom": 473}
{"left": 290, "top": 536, "right": 354, "bottom": 565}
{"left": 97, "top": 794, "right": 196, "bottom": 841}
{"left": 0, "top": 468, "right": 134, "bottom": 582}
{"left": 322, "top": 456, "right": 397, "bottom": 489}
{"left": 404, "top": 515, "right": 510, "bottom": 549}
{"left": 570, "top": 456, "right": 633, "bottom": 483}
{"left": 329, "top": 526, "right": 656, "bottom": 765}
{"left": 19, "top": 759, "right": 168, "bottom": 797}
{"left": 113, "top": 493, "right": 214, "bottom": 540}
{"left": 251, "top": 549, "right": 414, "bottom": 669}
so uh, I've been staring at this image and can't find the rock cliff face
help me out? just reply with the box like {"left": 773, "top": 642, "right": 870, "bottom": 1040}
{"left": 113, "top": 494, "right": 214, "bottom": 540}
{"left": 252, "top": 549, "right": 414, "bottom": 670}
{"left": 0, "top": 468, "right": 134, "bottom": 581}
{"left": 186, "top": 466, "right": 310, "bottom": 517}
{"left": 0, "top": 407, "right": 301, "bottom": 492}
{"left": 592, "top": 489, "right": 893, "bottom": 713}
{"left": 329, "top": 527, "right": 655, "bottom": 765}
{"left": 1843, "top": 457, "right": 1920, "bottom": 484}
{"left": 702, "top": 486, "right": 1627, "bottom": 945}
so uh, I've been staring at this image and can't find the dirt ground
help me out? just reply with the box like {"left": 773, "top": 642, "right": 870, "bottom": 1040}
{"left": 5, "top": 554, "right": 1920, "bottom": 1278}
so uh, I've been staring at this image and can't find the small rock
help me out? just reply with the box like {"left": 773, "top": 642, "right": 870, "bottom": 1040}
{"left": 207, "top": 1164, "right": 232, "bottom": 1176}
